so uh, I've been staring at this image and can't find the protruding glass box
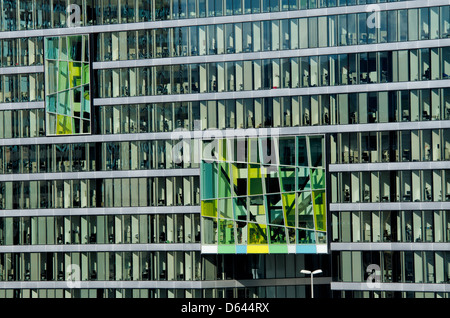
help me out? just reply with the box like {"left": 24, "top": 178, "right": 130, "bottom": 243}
{"left": 200, "top": 135, "right": 327, "bottom": 254}
{"left": 44, "top": 35, "right": 91, "bottom": 136}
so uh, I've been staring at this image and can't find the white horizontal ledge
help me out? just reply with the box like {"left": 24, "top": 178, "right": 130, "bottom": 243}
{"left": 0, "top": 243, "right": 201, "bottom": 253}
{"left": 329, "top": 201, "right": 450, "bottom": 211}
{"left": 0, "top": 168, "right": 200, "bottom": 182}
{"left": 0, "top": 0, "right": 445, "bottom": 40}
{"left": 331, "top": 242, "right": 450, "bottom": 251}
{"left": 0, "top": 65, "right": 43, "bottom": 75}
{"left": 0, "top": 101, "right": 44, "bottom": 111}
{"left": 331, "top": 282, "right": 450, "bottom": 292}
{"left": 329, "top": 161, "right": 450, "bottom": 172}
{"left": 0, "top": 205, "right": 201, "bottom": 217}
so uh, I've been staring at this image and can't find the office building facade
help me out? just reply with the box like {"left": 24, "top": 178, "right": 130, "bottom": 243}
{"left": 0, "top": 0, "right": 449, "bottom": 298}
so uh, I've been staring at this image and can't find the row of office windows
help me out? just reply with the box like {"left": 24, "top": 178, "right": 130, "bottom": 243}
{"left": 0, "top": 285, "right": 324, "bottom": 298}
{"left": 0, "top": 213, "right": 200, "bottom": 246}
{"left": 0, "top": 139, "right": 201, "bottom": 175}
{"left": 96, "top": 89, "right": 450, "bottom": 137}
{"left": 95, "top": 6, "right": 450, "bottom": 62}
{"left": 331, "top": 210, "right": 450, "bottom": 243}
{"left": 95, "top": 47, "right": 450, "bottom": 97}
{"left": 0, "top": 0, "right": 412, "bottom": 32}
{"left": 0, "top": 252, "right": 326, "bottom": 282}
{"left": 334, "top": 291, "right": 450, "bottom": 299}
{"left": 0, "top": 176, "right": 200, "bottom": 210}
{"left": 0, "top": 73, "right": 44, "bottom": 104}
{"left": 330, "top": 128, "right": 450, "bottom": 165}
{"left": 2, "top": 85, "right": 450, "bottom": 139}
{"left": 5, "top": 4, "right": 448, "bottom": 68}
{"left": 333, "top": 250, "right": 450, "bottom": 284}
{"left": 330, "top": 169, "right": 450, "bottom": 204}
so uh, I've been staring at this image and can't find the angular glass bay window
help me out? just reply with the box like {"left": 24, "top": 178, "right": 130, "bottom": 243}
{"left": 44, "top": 35, "right": 91, "bottom": 135}
{"left": 200, "top": 135, "right": 327, "bottom": 254}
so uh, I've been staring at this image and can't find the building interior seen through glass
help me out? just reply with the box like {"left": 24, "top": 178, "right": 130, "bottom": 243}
{"left": 0, "top": 176, "right": 200, "bottom": 210}
{"left": 200, "top": 135, "right": 326, "bottom": 253}
{"left": 95, "top": 47, "right": 450, "bottom": 97}
{"left": 0, "top": 0, "right": 428, "bottom": 32}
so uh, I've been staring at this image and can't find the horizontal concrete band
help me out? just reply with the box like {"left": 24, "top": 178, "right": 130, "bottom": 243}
{"left": 331, "top": 242, "right": 450, "bottom": 251}
{"left": 0, "top": 243, "right": 201, "bottom": 253}
{"left": 0, "top": 101, "right": 44, "bottom": 111}
{"left": 329, "top": 201, "right": 450, "bottom": 211}
{"left": 329, "top": 161, "right": 450, "bottom": 172}
{"left": 0, "top": 0, "right": 442, "bottom": 39}
{"left": 0, "top": 276, "right": 332, "bottom": 290}
{"left": 331, "top": 282, "right": 450, "bottom": 293}
{"left": 0, "top": 205, "right": 201, "bottom": 217}
{"left": 0, "top": 168, "right": 200, "bottom": 182}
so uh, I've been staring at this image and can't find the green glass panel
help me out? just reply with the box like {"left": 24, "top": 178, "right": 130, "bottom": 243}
{"left": 219, "top": 219, "right": 235, "bottom": 245}
{"left": 60, "top": 37, "right": 68, "bottom": 61}
{"left": 279, "top": 137, "right": 295, "bottom": 166}
{"left": 218, "top": 245, "right": 236, "bottom": 253}
{"left": 282, "top": 193, "right": 296, "bottom": 227}
{"left": 58, "top": 61, "right": 69, "bottom": 90}
{"left": 46, "top": 60, "right": 58, "bottom": 95}
{"left": 248, "top": 195, "right": 265, "bottom": 224}
{"left": 263, "top": 165, "right": 280, "bottom": 193}
{"left": 310, "top": 168, "right": 325, "bottom": 189}
{"left": 68, "top": 36, "right": 82, "bottom": 61}
{"left": 201, "top": 199, "right": 217, "bottom": 218}
{"left": 202, "top": 217, "right": 217, "bottom": 244}
{"left": 232, "top": 163, "right": 247, "bottom": 196}
{"left": 46, "top": 94, "right": 57, "bottom": 113}
{"left": 45, "top": 38, "right": 59, "bottom": 60}
{"left": 219, "top": 138, "right": 227, "bottom": 161}
{"left": 82, "top": 85, "right": 90, "bottom": 115}
{"left": 297, "top": 191, "right": 314, "bottom": 229}
{"left": 297, "top": 167, "right": 310, "bottom": 191}
{"left": 248, "top": 164, "right": 263, "bottom": 195}
{"left": 236, "top": 221, "right": 248, "bottom": 244}
{"left": 279, "top": 166, "right": 296, "bottom": 192}
{"left": 298, "top": 229, "right": 316, "bottom": 244}
{"left": 73, "top": 87, "right": 81, "bottom": 115}
{"left": 266, "top": 193, "right": 284, "bottom": 225}
{"left": 309, "top": 136, "right": 324, "bottom": 167}
{"left": 248, "top": 223, "right": 267, "bottom": 244}
{"left": 233, "top": 197, "right": 247, "bottom": 221}
{"left": 218, "top": 162, "right": 231, "bottom": 198}
{"left": 297, "top": 136, "right": 308, "bottom": 166}
{"left": 313, "top": 190, "right": 326, "bottom": 231}
{"left": 218, "top": 198, "right": 233, "bottom": 219}
{"left": 201, "top": 162, "right": 217, "bottom": 200}
{"left": 82, "top": 63, "right": 90, "bottom": 85}
{"left": 317, "top": 231, "right": 327, "bottom": 244}
{"left": 287, "top": 227, "right": 296, "bottom": 244}
{"left": 57, "top": 91, "right": 70, "bottom": 115}
{"left": 269, "top": 225, "right": 286, "bottom": 244}
{"left": 248, "top": 138, "right": 259, "bottom": 163}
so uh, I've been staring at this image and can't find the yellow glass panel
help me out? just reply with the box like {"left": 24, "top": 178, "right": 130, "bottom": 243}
{"left": 201, "top": 200, "right": 217, "bottom": 218}
{"left": 56, "top": 114, "right": 73, "bottom": 135}
{"left": 248, "top": 223, "right": 267, "bottom": 244}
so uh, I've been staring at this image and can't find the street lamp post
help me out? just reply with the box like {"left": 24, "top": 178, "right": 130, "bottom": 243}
{"left": 300, "top": 269, "right": 322, "bottom": 298}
